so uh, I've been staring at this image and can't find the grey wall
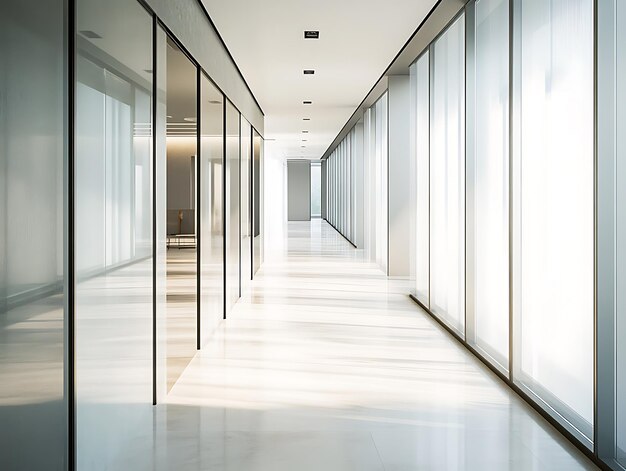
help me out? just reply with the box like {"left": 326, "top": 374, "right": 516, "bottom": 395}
{"left": 387, "top": 75, "right": 411, "bottom": 277}
{"left": 144, "top": 0, "right": 264, "bottom": 135}
{"left": 287, "top": 160, "right": 311, "bottom": 221}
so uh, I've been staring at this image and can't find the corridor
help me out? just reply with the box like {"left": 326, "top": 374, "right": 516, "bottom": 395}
{"left": 123, "top": 220, "right": 596, "bottom": 471}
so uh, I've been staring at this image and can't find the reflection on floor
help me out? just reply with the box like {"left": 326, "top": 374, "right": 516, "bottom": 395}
{"left": 167, "top": 248, "right": 197, "bottom": 391}
{"left": 112, "top": 219, "right": 596, "bottom": 471}
{"left": 0, "top": 292, "right": 65, "bottom": 469}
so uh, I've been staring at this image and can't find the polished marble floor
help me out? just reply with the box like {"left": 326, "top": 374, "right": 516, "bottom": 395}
{"left": 114, "top": 219, "right": 596, "bottom": 471}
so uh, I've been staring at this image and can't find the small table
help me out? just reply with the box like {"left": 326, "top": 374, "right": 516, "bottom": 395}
{"left": 167, "top": 234, "right": 196, "bottom": 249}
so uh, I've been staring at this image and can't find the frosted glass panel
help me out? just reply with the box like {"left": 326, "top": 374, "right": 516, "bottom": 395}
{"left": 311, "top": 164, "right": 321, "bottom": 217}
{"left": 375, "top": 94, "right": 388, "bottom": 273}
{"left": 0, "top": 1, "right": 68, "bottom": 468}
{"left": 200, "top": 76, "right": 224, "bottom": 344}
{"left": 430, "top": 15, "right": 465, "bottom": 334}
{"left": 252, "top": 131, "right": 263, "bottom": 275}
{"left": 414, "top": 52, "right": 430, "bottom": 306}
{"left": 472, "top": 0, "right": 509, "bottom": 368}
{"left": 225, "top": 101, "right": 240, "bottom": 315}
{"left": 513, "top": 0, "right": 594, "bottom": 441}
{"left": 240, "top": 117, "right": 251, "bottom": 293}
{"left": 75, "top": 0, "right": 153, "bottom": 467}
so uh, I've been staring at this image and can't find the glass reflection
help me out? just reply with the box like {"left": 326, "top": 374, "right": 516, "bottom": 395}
{"left": 430, "top": 15, "right": 465, "bottom": 334}
{"left": 512, "top": 0, "right": 594, "bottom": 443}
{"left": 165, "top": 38, "right": 198, "bottom": 390}
{"left": 471, "top": 0, "right": 509, "bottom": 370}
{"left": 74, "top": 0, "right": 153, "bottom": 467}
{"left": 200, "top": 75, "right": 224, "bottom": 343}
{"left": 240, "top": 117, "right": 251, "bottom": 293}
{"left": 225, "top": 101, "right": 240, "bottom": 315}
{"left": 0, "top": 0, "right": 67, "bottom": 469}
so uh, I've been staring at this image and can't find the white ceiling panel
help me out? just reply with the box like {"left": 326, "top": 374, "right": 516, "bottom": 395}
{"left": 201, "top": 0, "right": 438, "bottom": 160}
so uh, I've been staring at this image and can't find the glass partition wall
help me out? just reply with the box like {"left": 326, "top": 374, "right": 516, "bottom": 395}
{"left": 240, "top": 118, "right": 252, "bottom": 292}
{"left": 429, "top": 15, "right": 465, "bottom": 335}
{"left": 466, "top": 0, "right": 510, "bottom": 372}
{"left": 408, "top": 0, "right": 596, "bottom": 459}
{"left": 0, "top": 0, "right": 68, "bottom": 469}
{"left": 325, "top": 98, "right": 385, "bottom": 272}
{"left": 200, "top": 75, "right": 224, "bottom": 344}
{"left": 2, "top": 0, "right": 262, "bottom": 467}
{"left": 75, "top": 0, "right": 154, "bottom": 467}
{"left": 71, "top": 0, "right": 256, "bottom": 466}
{"left": 165, "top": 38, "right": 198, "bottom": 391}
{"left": 311, "top": 162, "right": 321, "bottom": 218}
{"left": 225, "top": 101, "right": 240, "bottom": 314}
{"left": 252, "top": 130, "right": 264, "bottom": 276}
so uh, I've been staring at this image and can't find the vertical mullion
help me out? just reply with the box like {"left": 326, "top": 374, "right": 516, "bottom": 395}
{"left": 222, "top": 98, "right": 227, "bottom": 319}
{"left": 151, "top": 13, "right": 157, "bottom": 404}
{"left": 508, "top": 0, "right": 516, "bottom": 382}
{"left": 196, "top": 67, "right": 201, "bottom": 350}
{"left": 68, "top": 0, "right": 76, "bottom": 466}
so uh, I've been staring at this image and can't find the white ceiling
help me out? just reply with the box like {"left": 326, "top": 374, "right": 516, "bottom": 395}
{"left": 201, "top": 0, "right": 437, "bottom": 160}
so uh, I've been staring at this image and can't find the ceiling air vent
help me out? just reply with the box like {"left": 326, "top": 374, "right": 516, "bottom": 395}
{"left": 304, "top": 31, "right": 319, "bottom": 39}
{"left": 303, "top": 69, "right": 315, "bottom": 75}
{"left": 303, "top": 101, "right": 312, "bottom": 105}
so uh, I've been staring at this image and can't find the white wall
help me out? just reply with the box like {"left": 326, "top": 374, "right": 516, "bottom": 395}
{"left": 387, "top": 76, "right": 411, "bottom": 277}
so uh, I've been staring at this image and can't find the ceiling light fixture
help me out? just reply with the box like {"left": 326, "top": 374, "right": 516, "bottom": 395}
{"left": 304, "top": 31, "right": 319, "bottom": 39}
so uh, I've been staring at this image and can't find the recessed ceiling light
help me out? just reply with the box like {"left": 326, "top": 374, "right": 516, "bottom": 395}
{"left": 303, "top": 69, "right": 315, "bottom": 75}
{"left": 303, "top": 101, "right": 312, "bottom": 105}
{"left": 304, "top": 31, "right": 319, "bottom": 39}
{"left": 80, "top": 30, "right": 102, "bottom": 39}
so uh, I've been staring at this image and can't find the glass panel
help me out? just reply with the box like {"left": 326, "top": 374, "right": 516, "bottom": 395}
{"left": 75, "top": 0, "right": 153, "bottom": 466}
{"left": 155, "top": 24, "right": 167, "bottom": 401}
{"left": 413, "top": 52, "right": 430, "bottom": 306}
{"left": 513, "top": 0, "right": 594, "bottom": 443}
{"left": 252, "top": 130, "right": 263, "bottom": 275}
{"left": 617, "top": 2, "right": 626, "bottom": 462}
{"left": 430, "top": 15, "right": 465, "bottom": 334}
{"left": 311, "top": 163, "right": 321, "bottom": 217}
{"left": 0, "top": 1, "right": 68, "bottom": 468}
{"left": 165, "top": 39, "right": 197, "bottom": 390}
{"left": 240, "top": 117, "right": 251, "bottom": 293}
{"left": 375, "top": 94, "right": 389, "bottom": 273}
{"left": 471, "top": 0, "right": 509, "bottom": 369}
{"left": 225, "top": 101, "right": 240, "bottom": 314}
{"left": 200, "top": 75, "right": 223, "bottom": 345}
